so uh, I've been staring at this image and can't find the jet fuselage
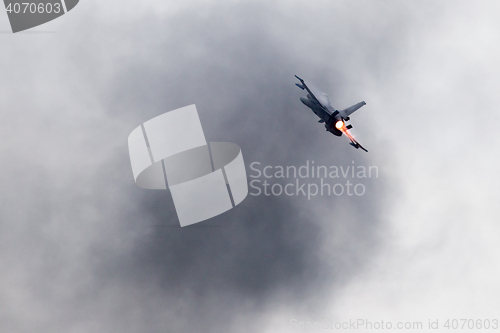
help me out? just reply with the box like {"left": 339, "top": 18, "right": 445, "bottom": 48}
{"left": 295, "top": 75, "right": 368, "bottom": 152}
{"left": 299, "top": 95, "right": 343, "bottom": 136}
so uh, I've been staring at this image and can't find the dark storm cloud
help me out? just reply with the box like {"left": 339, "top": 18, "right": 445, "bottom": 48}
{"left": 0, "top": 1, "right": 401, "bottom": 332}
{"left": 85, "top": 3, "right": 386, "bottom": 332}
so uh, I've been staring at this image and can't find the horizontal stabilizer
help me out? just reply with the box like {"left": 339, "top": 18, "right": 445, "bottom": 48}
{"left": 295, "top": 83, "right": 305, "bottom": 90}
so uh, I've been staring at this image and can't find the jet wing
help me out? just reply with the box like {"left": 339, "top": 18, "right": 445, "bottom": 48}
{"left": 340, "top": 101, "right": 366, "bottom": 118}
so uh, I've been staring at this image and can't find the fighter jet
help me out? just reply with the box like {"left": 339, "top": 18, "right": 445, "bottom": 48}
{"left": 295, "top": 75, "right": 368, "bottom": 152}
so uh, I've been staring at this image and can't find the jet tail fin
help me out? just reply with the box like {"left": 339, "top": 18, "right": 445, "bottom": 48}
{"left": 349, "top": 139, "right": 368, "bottom": 152}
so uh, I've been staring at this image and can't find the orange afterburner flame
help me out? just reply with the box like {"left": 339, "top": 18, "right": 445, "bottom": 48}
{"left": 343, "top": 129, "right": 356, "bottom": 142}
{"left": 336, "top": 120, "right": 356, "bottom": 142}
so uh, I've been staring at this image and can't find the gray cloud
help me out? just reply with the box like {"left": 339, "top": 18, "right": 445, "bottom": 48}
{"left": 0, "top": 1, "right": 399, "bottom": 332}
{"left": 93, "top": 4, "right": 386, "bottom": 332}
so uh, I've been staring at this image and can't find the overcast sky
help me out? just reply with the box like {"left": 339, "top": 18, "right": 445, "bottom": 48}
{"left": 0, "top": 0, "right": 499, "bottom": 332}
